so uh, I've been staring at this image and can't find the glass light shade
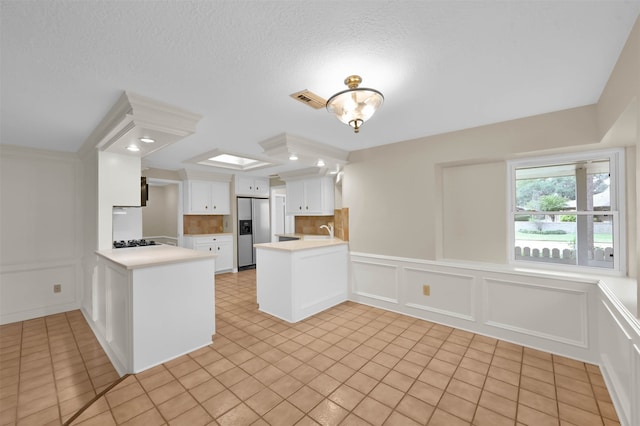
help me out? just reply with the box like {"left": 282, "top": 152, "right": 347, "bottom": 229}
{"left": 326, "top": 88, "right": 384, "bottom": 133}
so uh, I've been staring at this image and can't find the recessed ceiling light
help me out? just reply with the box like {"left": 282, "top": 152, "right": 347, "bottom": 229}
{"left": 139, "top": 137, "right": 155, "bottom": 143}
{"left": 126, "top": 145, "right": 140, "bottom": 152}
{"left": 316, "top": 159, "right": 325, "bottom": 167}
{"left": 289, "top": 154, "right": 298, "bottom": 161}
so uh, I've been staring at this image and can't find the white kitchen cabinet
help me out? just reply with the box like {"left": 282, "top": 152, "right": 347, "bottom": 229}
{"left": 184, "top": 234, "right": 233, "bottom": 273}
{"left": 92, "top": 246, "right": 215, "bottom": 374}
{"left": 236, "top": 175, "right": 269, "bottom": 197}
{"left": 255, "top": 241, "right": 348, "bottom": 322}
{"left": 184, "top": 180, "right": 230, "bottom": 214}
{"left": 286, "top": 176, "right": 334, "bottom": 215}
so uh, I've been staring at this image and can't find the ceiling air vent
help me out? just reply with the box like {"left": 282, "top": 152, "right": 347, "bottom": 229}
{"left": 290, "top": 90, "right": 327, "bottom": 109}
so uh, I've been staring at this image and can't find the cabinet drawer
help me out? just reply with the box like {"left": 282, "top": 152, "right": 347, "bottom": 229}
{"left": 193, "top": 234, "right": 232, "bottom": 245}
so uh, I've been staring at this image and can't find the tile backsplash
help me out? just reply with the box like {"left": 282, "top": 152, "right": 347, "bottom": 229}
{"left": 184, "top": 215, "right": 225, "bottom": 234}
{"left": 294, "top": 208, "right": 349, "bottom": 240}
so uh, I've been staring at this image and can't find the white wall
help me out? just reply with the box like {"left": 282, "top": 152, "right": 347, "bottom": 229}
{"left": 112, "top": 208, "right": 143, "bottom": 241}
{"left": 98, "top": 151, "right": 141, "bottom": 250}
{"left": 0, "top": 146, "right": 82, "bottom": 324}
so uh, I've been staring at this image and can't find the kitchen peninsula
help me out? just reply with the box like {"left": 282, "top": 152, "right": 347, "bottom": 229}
{"left": 254, "top": 239, "right": 348, "bottom": 322}
{"left": 91, "top": 244, "right": 216, "bottom": 374}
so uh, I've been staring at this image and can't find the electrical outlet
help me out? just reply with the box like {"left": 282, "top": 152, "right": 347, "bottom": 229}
{"left": 422, "top": 285, "right": 430, "bottom": 296}
{"left": 53, "top": 284, "right": 61, "bottom": 293}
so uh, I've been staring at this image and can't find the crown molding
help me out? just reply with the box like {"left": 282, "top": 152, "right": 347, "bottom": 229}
{"left": 78, "top": 91, "right": 202, "bottom": 159}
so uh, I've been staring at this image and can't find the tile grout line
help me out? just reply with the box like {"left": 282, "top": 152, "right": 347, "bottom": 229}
{"left": 46, "top": 314, "right": 67, "bottom": 425}
{"left": 456, "top": 333, "right": 492, "bottom": 425}
{"left": 585, "top": 361, "right": 607, "bottom": 422}
{"left": 65, "top": 311, "right": 105, "bottom": 422}
{"left": 63, "top": 373, "right": 130, "bottom": 425}
{"left": 13, "top": 320, "right": 24, "bottom": 425}
{"left": 513, "top": 342, "right": 524, "bottom": 425}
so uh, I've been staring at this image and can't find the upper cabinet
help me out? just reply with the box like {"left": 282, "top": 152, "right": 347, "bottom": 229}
{"left": 184, "top": 180, "right": 230, "bottom": 214}
{"left": 235, "top": 175, "right": 269, "bottom": 197}
{"left": 286, "top": 176, "right": 334, "bottom": 216}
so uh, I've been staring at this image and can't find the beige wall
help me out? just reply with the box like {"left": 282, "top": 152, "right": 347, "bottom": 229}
{"left": 344, "top": 17, "right": 640, "bottom": 277}
{"left": 345, "top": 105, "right": 604, "bottom": 261}
{"left": 142, "top": 184, "right": 179, "bottom": 238}
{"left": 441, "top": 161, "right": 507, "bottom": 262}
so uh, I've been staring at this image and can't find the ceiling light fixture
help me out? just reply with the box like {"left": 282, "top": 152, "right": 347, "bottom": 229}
{"left": 289, "top": 154, "right": 299, "bottom": 161}
{"left": 326, "top": 75, "right": 384, "bottom": 133}
{"left": 126, "top": 145, "right": 140, "bottom": 152}
{"left": 316, "top": 159, "right": 325, "bottom": 167}
{"left": 139, "top": 137, "right": 155, "bottom": 143}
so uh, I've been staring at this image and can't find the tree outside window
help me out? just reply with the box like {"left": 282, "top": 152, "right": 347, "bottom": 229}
{"left": 509, "top": 149, "right": 624, "bottom": 272}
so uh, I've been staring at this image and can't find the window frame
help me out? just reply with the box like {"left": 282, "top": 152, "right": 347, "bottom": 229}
{"left": 507, "top": 148, "right": 626, "bottom": 275}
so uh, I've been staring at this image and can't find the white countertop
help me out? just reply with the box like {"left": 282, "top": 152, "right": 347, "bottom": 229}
{"left": 96, "top": 244, "right": 216, "bottom": 270}
{"left": 254, "top": 238, "right": 348, "bottom": 252}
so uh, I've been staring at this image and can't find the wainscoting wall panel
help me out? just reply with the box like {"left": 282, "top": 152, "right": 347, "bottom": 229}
{"left": 0, "top": 261, "right": 80, "bottom": 324}
{"left": 351, "top": 258, "right": 399, "bottom": 303}
{"left": 484, "top": 277, "right": 589, "bottom": 348}
{"left": 0, "top": 146, "right": 83, "bottom": 325}
{"left": 403, "top": 267, "right": 475, "bottom": 321}
{"left": 349, "top": 252, "right": 640, "bottom": 426}
{"left": 596, "top": 283, "right": 640, "bottom": 426}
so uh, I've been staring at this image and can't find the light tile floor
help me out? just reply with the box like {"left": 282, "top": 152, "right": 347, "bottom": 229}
{"left": 1, "top": 270, "right": 621, "bottom": 425}
{"left": 0, "top": 310, "right": 120, "bottom": 425}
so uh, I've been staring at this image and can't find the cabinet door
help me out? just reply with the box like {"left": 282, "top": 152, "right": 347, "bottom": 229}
{"left": 236, "top": 176, "right": 254, "bottom": 195}
{"left": 304, "top": 178, "right": 323, "bottom": 214}
{"left": 286, "top": 180, "right": 305, "bottom": 214}
{"left": 215, "top": 242, "right": 233, "bottom": 272}
{"left": 253, "top": 177, "right": 269, "bottom": 197}
{"left": 211, "top": 181, "right": 230, "bottom": 214}
{"left": 188, "top": 181, "right": 212, "bottom": 214}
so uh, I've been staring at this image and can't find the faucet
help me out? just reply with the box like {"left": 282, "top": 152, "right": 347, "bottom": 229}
{"left": 320, "top": 224, "right": 334, "bottom": 238}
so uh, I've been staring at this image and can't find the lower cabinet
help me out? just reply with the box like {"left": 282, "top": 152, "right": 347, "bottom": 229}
{"left": 183, "top": 234, "right": 233, "bottom": 273}
{"left": 91, "top": 251, "right": 216, "bottom": 374}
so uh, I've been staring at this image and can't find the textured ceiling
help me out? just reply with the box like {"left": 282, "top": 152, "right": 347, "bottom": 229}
{"left": 1, "top": 1, "right": 639, "bottom": 176}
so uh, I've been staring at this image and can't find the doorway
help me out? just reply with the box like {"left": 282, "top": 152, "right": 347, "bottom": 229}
{"left": 143, "top": 178, "right": 182, "bottom": 246}
{"left": 270, "top": 187, "right": 293, "bottom": 242}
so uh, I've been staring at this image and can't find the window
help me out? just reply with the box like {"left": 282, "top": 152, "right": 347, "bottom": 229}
{"left": 508, "top": 149, "right": 625, "bottom": 273}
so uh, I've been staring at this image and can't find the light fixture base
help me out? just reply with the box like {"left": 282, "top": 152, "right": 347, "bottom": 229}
{"left": 344, "top": 75, "right": 362, "bottom": 89}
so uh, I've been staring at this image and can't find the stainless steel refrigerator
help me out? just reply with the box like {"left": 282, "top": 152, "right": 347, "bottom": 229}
{"left": 237, "top": 197, "right": 270, "bottom": 269}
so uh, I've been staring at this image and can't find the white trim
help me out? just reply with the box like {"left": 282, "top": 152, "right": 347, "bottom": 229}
{"left": 483, "top": 277, "right": 589, "bottom": 348}
{"left": 506, "top": 148, "right": 626, "bottom": 274}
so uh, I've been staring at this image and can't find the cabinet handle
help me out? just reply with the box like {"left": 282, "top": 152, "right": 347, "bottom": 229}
{"left": 256, "top": 186, "right": 259, "bottom": 190}
{"left": 213, "top": 205, "right": 216, "bottom": 210}
{"left": 208, "top": 247, "right": 212, "bottom": 251}
{"left": 250, "top": 186, "right": 253, "bottom": 190}
{"left": 217, "top": 247, "right": 220, "bottom": 251}
{"left": 205, "top": 205, "right": 208, "bottom": 210}
{"left": 306, "top": 206, "right": 309, "bottom": 210}
{"left": 299, "top": 206, "right": 302, "bottom": 210}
